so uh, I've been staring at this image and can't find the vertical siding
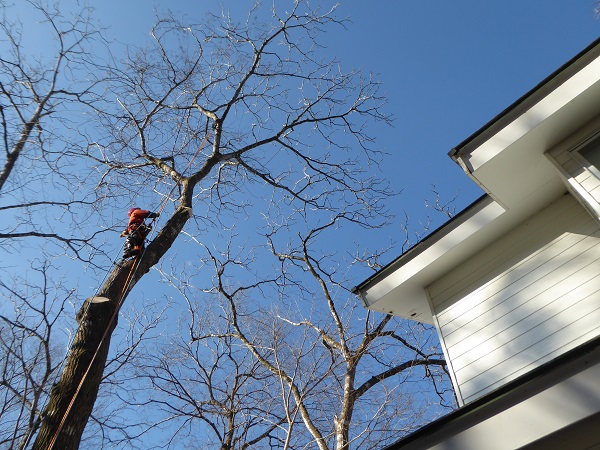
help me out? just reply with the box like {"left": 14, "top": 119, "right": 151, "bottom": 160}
{"left": 428, "top": 194, "right": 600, "bottom": 404}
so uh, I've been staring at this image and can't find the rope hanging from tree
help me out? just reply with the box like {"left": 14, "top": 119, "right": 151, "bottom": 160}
{"left": 45, "top": 130, "right": 212, "bottom": 450}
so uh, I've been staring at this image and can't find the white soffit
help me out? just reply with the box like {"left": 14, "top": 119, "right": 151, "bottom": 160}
{"left": 360, "top": 197, "right": 505, "bottom": 323}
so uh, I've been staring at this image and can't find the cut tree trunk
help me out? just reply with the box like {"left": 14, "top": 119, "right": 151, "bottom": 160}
{"left": 31, "top": 206, "right": 191, "bottom": 450}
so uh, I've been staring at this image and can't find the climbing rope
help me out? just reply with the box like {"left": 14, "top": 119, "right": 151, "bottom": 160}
{"left": 46, "top": 254, "right": 142, "bottom": 450}
{"left": 45, "top": 130, "right": 213, "bottom": 450}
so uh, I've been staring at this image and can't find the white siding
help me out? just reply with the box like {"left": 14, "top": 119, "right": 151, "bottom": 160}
{"left": 547, "top": 135, "right": 600, "bottom": 213}
{"left": 428, "top": 194, "right": 600, "bottom": 404}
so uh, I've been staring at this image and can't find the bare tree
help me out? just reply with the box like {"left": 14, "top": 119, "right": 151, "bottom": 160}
{"left": 0, "top": 0, "right": 109, "bottom": 260}
{"left": 191, "top": 216, "right": 452, "bottom": 449}
{"left": 121, "top": 303, "right": 291, "bottom": 450}
{"left": 0, "top": 260, "right": 74, "bottom": 450}
{"left": 30, "top": 2, "right": 394, "bottom": 448}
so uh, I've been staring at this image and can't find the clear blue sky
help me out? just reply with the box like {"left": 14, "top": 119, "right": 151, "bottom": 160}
{"left": 324, "top": 1, "right": 600, "bottom": 227}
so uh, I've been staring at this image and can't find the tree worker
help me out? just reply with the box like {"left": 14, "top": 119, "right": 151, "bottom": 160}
{"left": 120, "top": 207, "right": 160, "bottom": 259}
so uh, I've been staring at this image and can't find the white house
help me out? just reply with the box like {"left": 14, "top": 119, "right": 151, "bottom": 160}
{"left": 353, "top": 37, "right": 600, "bottom": 450}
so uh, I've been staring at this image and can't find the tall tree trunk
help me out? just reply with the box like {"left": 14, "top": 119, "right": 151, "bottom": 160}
{"left": 335, "top": 367, "right": 356, "bottom": 450}
{"left": 32, "top": 205, "right": 192, "bottom": 450}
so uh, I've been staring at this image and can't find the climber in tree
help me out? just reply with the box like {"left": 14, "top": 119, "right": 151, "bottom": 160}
{"left": 120, "top": 207, "right": 160, "bottom": 259}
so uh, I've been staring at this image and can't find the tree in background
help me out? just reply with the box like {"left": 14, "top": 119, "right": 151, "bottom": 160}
{"left": 111, "top": 215, "right": 453, "bottom": 449}
{"left": 125, "top": 313, "right": 288, "bottom": 449}
{"left": 200, "top": 219, "right": 450, "bottom": 449}
{"left": 0, "top": 0, "right": 108, "bottom": 259}
{"left": 0, "top": 261, "right": 72, "bottom": 450}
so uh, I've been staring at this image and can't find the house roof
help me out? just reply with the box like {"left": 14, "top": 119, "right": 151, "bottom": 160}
{"left": 353, "top": 36, "right": 600, "bottom": 323}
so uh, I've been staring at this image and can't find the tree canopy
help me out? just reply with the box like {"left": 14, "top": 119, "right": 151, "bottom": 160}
{"left": 0, "top": 2, "right": 454, "bottom": 449}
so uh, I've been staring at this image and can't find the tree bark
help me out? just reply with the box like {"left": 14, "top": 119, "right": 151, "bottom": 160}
{"left": 32, "top": 205, "right": 192, "bottom": 450}
{"left": 0, "top": 107, "right": 43, "bottom": 192}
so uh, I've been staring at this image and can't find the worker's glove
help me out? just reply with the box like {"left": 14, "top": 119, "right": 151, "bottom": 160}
{"left": 120, "top": 230, "right": 128, "bottom": 237}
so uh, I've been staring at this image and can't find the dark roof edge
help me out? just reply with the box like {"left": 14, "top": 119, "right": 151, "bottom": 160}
{"left": 449, "top": 36, "right": 600, "bottom": 159}
{"left": 383, "top": 334, "right": 600, "bottom": 450}
{"left": 351, "top": 193, "right": 489, "bottom": 295}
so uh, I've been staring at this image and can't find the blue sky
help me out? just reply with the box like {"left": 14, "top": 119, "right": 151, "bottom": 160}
{"left": 327, "top": 1, "right": 600, "bottom": 225}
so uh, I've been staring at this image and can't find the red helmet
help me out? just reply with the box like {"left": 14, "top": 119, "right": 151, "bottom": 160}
{"left": 128, "top": 207, "right": 139, "bottom": 216}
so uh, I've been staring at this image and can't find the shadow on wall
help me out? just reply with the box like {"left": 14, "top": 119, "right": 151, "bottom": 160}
{"left": 428, "top": 193, "right": 600, "bottom": 403}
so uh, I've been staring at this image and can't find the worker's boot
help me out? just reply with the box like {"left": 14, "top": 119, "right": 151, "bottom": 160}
{"left": 122, "top": 238, "right": 139, "bottom": 259}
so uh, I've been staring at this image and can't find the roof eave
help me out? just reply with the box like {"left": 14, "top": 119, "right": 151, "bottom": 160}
{"left": 449, "top": 35, "right": 600, "bottom": 162}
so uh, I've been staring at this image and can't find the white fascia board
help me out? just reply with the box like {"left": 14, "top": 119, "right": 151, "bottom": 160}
{"left": 360, "top": 198, "right": 505, "bottom": 311}
{"left": 464, "top": 57, "right": 600, "bottom": 172}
